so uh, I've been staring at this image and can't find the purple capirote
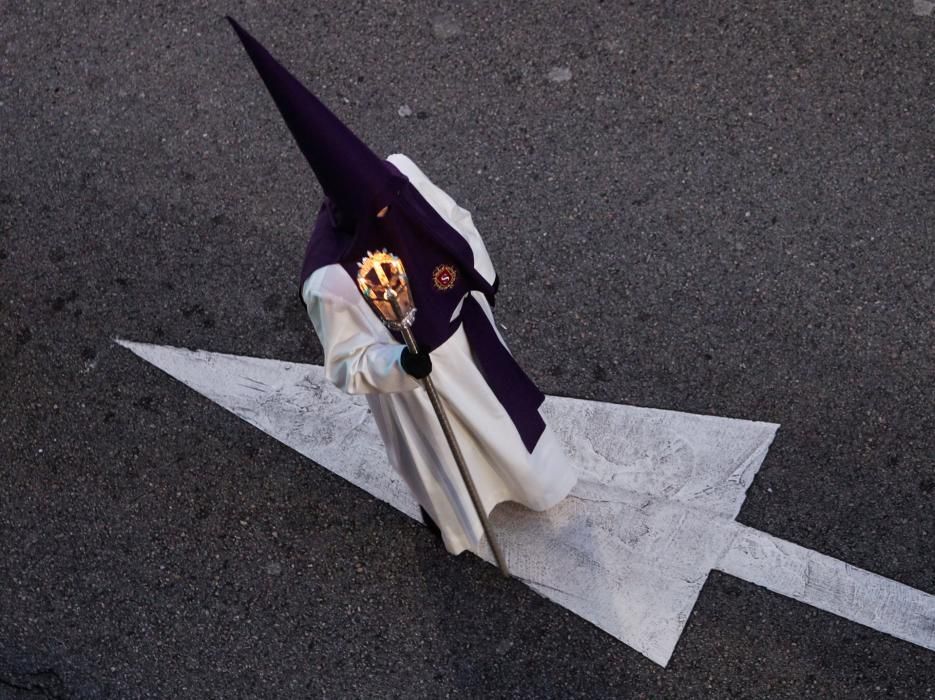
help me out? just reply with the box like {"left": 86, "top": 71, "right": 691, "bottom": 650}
{"left": 227, "top": 16, "right": 399, "bottom": 219}
{"left": 228, "top": 17, "right": 545, "bottom": 452}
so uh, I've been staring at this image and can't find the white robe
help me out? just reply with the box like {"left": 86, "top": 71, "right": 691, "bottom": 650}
{"left": 302, "top": 153, "right": 577, "bottom": 555}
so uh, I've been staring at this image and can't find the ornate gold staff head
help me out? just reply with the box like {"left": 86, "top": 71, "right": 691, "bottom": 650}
{"left": 356, "top": 249, "right": 416, "bottom": 330}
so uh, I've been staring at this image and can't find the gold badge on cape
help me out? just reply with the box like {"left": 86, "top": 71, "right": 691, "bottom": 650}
{"left": 432, "top": 264, "right": 457, "bottom": 291}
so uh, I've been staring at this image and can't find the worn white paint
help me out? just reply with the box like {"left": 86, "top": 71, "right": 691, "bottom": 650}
{"left": 719, "top": 525, "right": 935, "bottom": 652}
{"left": 116, "top": 340, "right": 935, "bottom": 667}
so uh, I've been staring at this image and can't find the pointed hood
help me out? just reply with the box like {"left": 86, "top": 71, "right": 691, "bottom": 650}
{"left": 227, "top": 16, "right": 402, "bottom": 217}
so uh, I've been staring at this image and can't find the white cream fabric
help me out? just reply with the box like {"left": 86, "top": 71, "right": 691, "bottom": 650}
{"left": 302, "top": 153, "right": 577, "bottom": 554}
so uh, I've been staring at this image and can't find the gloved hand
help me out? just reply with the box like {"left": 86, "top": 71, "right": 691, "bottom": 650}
{"left": 400, "top": 346, "right": 432, "bottom": 379}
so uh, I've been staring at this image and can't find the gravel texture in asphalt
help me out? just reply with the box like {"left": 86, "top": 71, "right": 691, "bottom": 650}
{"left": 1, "top": 2, "right": 933, "bottom": 697}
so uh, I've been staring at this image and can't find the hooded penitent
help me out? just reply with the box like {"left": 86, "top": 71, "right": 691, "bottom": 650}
{"left": 228, "top": 17, "right": 546, "bottom": 452}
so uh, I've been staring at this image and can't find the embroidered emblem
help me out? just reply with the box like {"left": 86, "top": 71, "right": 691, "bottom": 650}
{"left": 432, "top": 264, "right": 457, "bottom": 291}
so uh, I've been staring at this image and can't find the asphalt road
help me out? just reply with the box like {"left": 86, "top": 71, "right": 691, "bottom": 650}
{"left": 2, "top": 1, "right": 933, "bottom": 697}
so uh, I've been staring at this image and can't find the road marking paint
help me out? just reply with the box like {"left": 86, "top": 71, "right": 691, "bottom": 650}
{"left": 718, "top": 524, "right": 935, "bottom": 652}
{"left": 117, "top": 340, "right": 935, "bottom": 666}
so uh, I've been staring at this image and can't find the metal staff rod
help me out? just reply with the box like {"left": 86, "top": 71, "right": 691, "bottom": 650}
{"left": 386, "top": 290, "right": 510, "bottom": 577}
{"left": 357, "top": 250, "right": 510, "bottom": 577}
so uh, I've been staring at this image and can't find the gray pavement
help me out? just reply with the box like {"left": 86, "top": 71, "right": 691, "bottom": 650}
{"left": 1, "top": 1, "right": 933, "bottom": 697}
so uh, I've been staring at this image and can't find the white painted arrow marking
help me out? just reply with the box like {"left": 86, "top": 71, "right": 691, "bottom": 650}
{"left": 117, "top": 340, "right": 935, "bottom": 666}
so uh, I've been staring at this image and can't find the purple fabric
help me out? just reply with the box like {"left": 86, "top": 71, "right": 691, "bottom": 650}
{"left": 227, "top": 17, "right": 397, "bottom": 217}
{"left": 229, "top": 17, "right": 545, "bottom": 452}
{"left": 299, "top": 201, "right": 356, "bottom": 289}
{"left": 460, "top": 296, "right": 546, "bottom": 452}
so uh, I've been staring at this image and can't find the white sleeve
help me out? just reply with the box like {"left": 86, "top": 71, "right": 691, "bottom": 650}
{"left": 303, "top": 270, "right": 420, "bottom": 395}
{"left": 387, "top": 153, "right": 497, "bottom": 285}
